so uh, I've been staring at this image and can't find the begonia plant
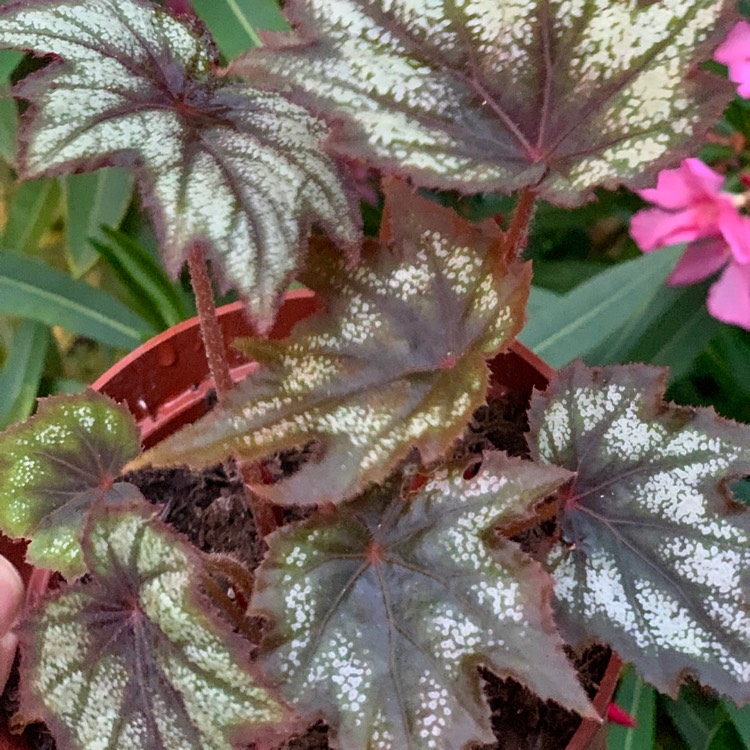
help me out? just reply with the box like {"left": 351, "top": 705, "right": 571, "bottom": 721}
{"left": 0, "top": 1, "right": 748, "bottom": 749}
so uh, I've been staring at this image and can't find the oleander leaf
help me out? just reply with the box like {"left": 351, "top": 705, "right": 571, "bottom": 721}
{"left": 19, "top": 504, "right": 288, "bottom": 750}
{"left": 0, "top": 391, "right": 142, "bottom": 577}
{"left": 0, "top": 0, "right": 360, "bottom": 330}
{"left": 527, "top": 362, "right": 750, "bottom": 703}
{"left": 234, "top": 0, "right": 738, "bottom": 205}
{"left": 131, "top": 180, "right": 531, "bottom": 506}
{"left": 252, "top": 453, "right": 594, "bottom": 750}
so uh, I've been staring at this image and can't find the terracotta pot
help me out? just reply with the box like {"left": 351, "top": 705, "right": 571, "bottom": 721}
{"left": 3, "top": 291, "right": 622, "bottom": 749}
{"left": 92, "top": 289, "right": 320, "bottom": 448}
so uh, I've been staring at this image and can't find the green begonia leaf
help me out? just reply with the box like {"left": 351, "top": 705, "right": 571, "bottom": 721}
{"left": 20, "top": 504, "right": 289, "bottom": 749}
{"left": 0, "top": 391, "right": 142, "bottom": 578}
{"left": 234, "top": 0, "right": 738, "bottom": 205}
{"left": 0, "top": 0, "right": 359, "bottom": 330}
{"left": 131, "top": 180, "right": 531, "bottom": 506}
{"left": 528, "top": 362, "right": 750, "bottom": 703}
{"left": 253, "top": 453, "right": 594, "bottom": 749}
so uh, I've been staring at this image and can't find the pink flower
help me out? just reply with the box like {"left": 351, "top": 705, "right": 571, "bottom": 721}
{"left": 715, "top": 21, "right": 750, "bottom": 99}
{"left": 630, "top": 158, "right": 750, "bottom": 330}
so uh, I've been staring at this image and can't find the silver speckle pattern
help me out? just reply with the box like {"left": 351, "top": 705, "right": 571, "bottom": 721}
{"left": 530, "top": 362, "right": 750, "bottom": 701}
{"left": 25, "top": 507, "right": 286, "bottom": 750}
{"left": 0, "top": 0, "right": 359, "bottom": 329}
{"left": 134, "top": 181, "right": 530, "bottom": 506}
{"left": 236, "top": 0, "right": 737, "bottom": 202}
{"left": 0, "top": 391, "right": 141, "bottom": 577}
{"left": 253, "top": 453, "right": 594, "bottom": 750}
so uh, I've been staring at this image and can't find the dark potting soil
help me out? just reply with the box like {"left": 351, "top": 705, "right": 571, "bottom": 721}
{"left": 3, "top": 392, "right": 611, "bottom": 750}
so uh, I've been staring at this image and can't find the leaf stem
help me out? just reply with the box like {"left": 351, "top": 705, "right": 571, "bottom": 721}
{"left": 186, "top": 247, "right": 234, "bottom": 401}
{"left": 503, "top": 187, "right": 537, "bottom": 262}
{"left": 227, "top": 0, "right": 263, "bottom": 48}
{"left": 497, "top": 497, "right": 559, "bottom": 540}
{"left": 239, "top": 462, "right": 280, "bottom": 538}
{"left": 186, "top": 248, "right": 278, "bottom": 538}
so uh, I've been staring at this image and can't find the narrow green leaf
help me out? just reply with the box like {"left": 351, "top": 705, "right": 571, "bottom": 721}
{"left": 254, "top": 454, "right": 593, "bottom": 749}
{"left": 708, "top": 723, "right": 745, "bottom": 750}
{"left": 529, "top": 362, "right": 750, "bottom": 704}
{"left": 519, "top": 246, "right": 682, "bottom": 366}
{"left": 0, "top": 391, "right": 142, "bottom": 577}
{"left": 0, "top": 49, "right": 21, "bottom": 79}
{"left": 0, "top": 251, "right": 153, "bottom": 349}
{"left": 2, "top": 177, "right": 60, "bottom": 254}
{"left": 709, "top": 328, "right": 750, "bottom": 398}
{"left": 92, "top": 226, "right": 190, "bottom": 329}
{"left": 627, "top": 303, "right": 718, "bottom": 382}
{"left": 590, "top": 282, "right": 719, "bottom": 380}
{"left": 91, "top": 239, "right": 165, "bottom": 331}
{"left": 0, "top": 96, "right": 17, "bottom": 162}
{"left": 190, "top": 0, "right": 288, "bottom": 58}
{"left": 589, "top": 280, "right": 700, "bottom": 365}
{"left": 608, "top": 667, "right": 656, "bottom": 750}
{"left": 20, "top": 504, "right": 289, "bottom": 749}
{"left": 0, "top": 48, "right": 20, "bottom": 162}
{"left": 63, "top": 168, "right": 134, "bottom": 277}
{"left": 531, "top": 259, "right": 611, "bottom": 295}
{"left": 133, "top": 180, "right": 531, "bottom": 506}
{"left": 526, "top": 285, "right": 561, "bottom": 320}
{"left": 0, "top": 320, "right": 49, "bottom": 428}
{"left": 655, "top": 727, "right": 688, "bottom": 750}
{"left": 724, "top": 700, "right": 750, "bottom": 747}
{"left": 661, "top": 688, "right": 730, "bottom": 750}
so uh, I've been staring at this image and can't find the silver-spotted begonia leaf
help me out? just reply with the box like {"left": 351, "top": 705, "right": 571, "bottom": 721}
{"left": 233, "top": 0, "right": 738, "bottom": 205}
{"left": 0, "top": 0, "right": 360, "bottom": 330}
{"left": 527, "top": 362, "right": 750, "bottom": 703}
{"left": 130, "top": 180, "right": 531, "bottom": 505}
{"left": 0, "top": 391, "right": 143, "bottom": 578}
{"left": 19, "top": 504, "right": 289, "bottom": 750}
{"left": 252, "top": 453, "right": 595, "bottom": 750}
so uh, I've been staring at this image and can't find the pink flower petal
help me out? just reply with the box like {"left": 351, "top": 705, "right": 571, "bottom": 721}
{"left": 639, "top": 172, "right": 693, "bottom": 210}
{"left": 631, "top": 206, "right": 707, "bottom": 252}
{"left": 707, "top": 261, "right": 750, "bottom": 329}
{"left": 715, "top": 21, "right": 750, "bottom": 66}
{"left": 638, "top": 158, "right": 723, "bottom": 209}
{"left": 667, "top": 239, "right": 729, "bottom": 285}
{"left": 733, "top": 61, "right": 750, "bottom": 98}
{"left": 718, "top": 206, "right": 750, "bottom": 264}
{"left": 681, "top": 158, "right": 727, "bottom": 197}
{"left": 715, "top": 21, "right": 750, "bottom": 99}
